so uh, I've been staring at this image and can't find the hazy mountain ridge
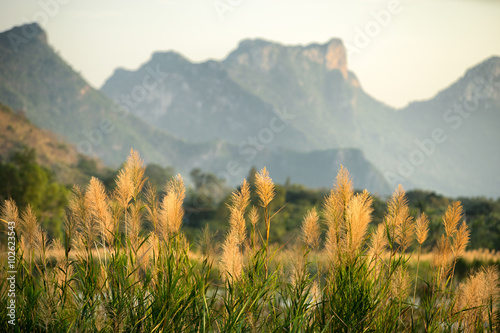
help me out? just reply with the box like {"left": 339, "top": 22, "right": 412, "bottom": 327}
{"left": 0, "top": 102, "right": 102, "bottom": 185}
{"left": 101, "top": 36, "right": 500, "bottom": 196}
{"left": 0, "top": 102, "right": 79, "bottom": 167}
{"left": 101, "top": 51, "right": 312, "bottom": 151}
{"left": 391, "top": 56, "right": 500, "bottom": 196}
{"left": 0, "top": 23, "right": 194, "bottom": 168}
{"left": 0, "top": 23, "right": 391, "bottom": 194}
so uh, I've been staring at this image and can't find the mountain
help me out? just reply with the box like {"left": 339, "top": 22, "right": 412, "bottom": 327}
{"left": 0, "top": 23, "right": 391, "bottom": 194}
{"left": 101, "top": 52, "right": 311, "bottom": 150}
{"left": 221, "top": 38, "right": 412, "bottom": 177}
{"left": 388, "top": 56, "right": 500, "bottom": 197}
{"left": 0, "top": 23, "right": 210, "bottom": 169}
{"left": 101, "top": 36, "right": 500, "bottom": 197}
{"left": 226, "top": 45, "right": 500, "bottom": 197}
{"left": 0, "top": 102, "right": 94, "bottom": 185}
{"left": 102, "top": 38, "right": 405, "bottom": 153}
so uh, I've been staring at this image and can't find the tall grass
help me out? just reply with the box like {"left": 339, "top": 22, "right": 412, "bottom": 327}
{"left": 1, "top": 149, "right": 499, "bottom": 332}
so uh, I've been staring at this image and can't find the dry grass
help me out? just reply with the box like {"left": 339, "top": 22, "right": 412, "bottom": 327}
{"left": 1, "top": 150, "right": 499, "bottom": 332}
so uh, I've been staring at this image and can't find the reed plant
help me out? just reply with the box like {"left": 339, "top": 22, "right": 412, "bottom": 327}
{"left": 0, "top": 150, "right": 499, "bottom": 332}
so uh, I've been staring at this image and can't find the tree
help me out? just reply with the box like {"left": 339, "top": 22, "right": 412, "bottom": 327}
{"left": 0, "top": 147, "right": 67, "bottom": 239}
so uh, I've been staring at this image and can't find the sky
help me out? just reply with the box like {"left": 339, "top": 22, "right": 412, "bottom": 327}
{"left": 1, "top": 0, "right": 499, "bottom": 108}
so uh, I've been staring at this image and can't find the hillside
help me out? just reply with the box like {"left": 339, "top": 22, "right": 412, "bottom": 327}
{"left": 0, "top": 24, "right": 390, "bottom": 193}
{"left": 0, "top": 23, "right": 199, "bottom": 168}
{"left": 101, "top": 52, "right": 311, "bottom": 151}
{"left": 101, "top": 36, "right": 500, "bottom": 197}
{"left": 0, "top": 102, "right": 97, "bottom": 185}
{"left": 391, "top": 56, "right": 500, "bottom": 196}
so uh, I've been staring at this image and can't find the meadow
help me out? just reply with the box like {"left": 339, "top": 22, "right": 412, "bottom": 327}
{"left": 1, "top": 149, "right": 499, "bottom": 332}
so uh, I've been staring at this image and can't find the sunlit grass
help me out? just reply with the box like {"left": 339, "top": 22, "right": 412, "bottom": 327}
{"left": 1, "top": 149, "right": 499, "bottom": 332}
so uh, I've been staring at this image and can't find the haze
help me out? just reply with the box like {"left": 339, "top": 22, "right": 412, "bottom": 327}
{"left": 1, "top": 0, "right": 499, "bottom": 108}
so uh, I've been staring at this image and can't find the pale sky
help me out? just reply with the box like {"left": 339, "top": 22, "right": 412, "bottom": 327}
{"left": 1, "top": 0, "right": 499, "bottom": 108}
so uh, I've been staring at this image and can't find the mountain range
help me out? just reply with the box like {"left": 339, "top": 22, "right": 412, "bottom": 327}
{"left": 0, "top": 23, "right": 390, "bottom": 194}
{"left": 1, "top": 23, "right": 499, "bottom": 197}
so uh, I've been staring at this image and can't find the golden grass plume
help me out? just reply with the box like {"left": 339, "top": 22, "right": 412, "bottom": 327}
{"left": 415, "top": 213, "right": 429, "bottom": 245}
{"left": 301, "top": 208, "right": 320, "bottom": 251}
{"left": 255, "top": 167, "right": 275, "bottom": 208}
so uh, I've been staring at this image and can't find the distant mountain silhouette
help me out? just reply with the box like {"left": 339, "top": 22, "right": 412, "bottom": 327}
{"left": 0, "top": 23, "right": 391, "bottom": 194}
{"left": 102, "top": 35, "right": 500, "bottom": 196}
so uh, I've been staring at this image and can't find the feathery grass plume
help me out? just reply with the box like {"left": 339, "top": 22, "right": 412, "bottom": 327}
{"left": 146, "top": 231, "right": 159, "bottom": 263}
{"left": 482, "top": 266, "right": 500, "bottom": 328}
{"left": 344, "top": 190, "right": 373, "bottom": 259}
{"left": 384, "top": 185, "right": 414, "bottom": 253}
{"left": 220, "top": 181, "right": 251, "bottom": 283}
{"left": 255, "top": 167, "right": 276, "bottom": 278}
{"left": 159, "top": 174, "right": 186, "bottom": 239}
{"left": 144, "top": 183, "right": 160, "bottom": 236}
{"left": 69, "top": 185, "right": 98, "bottom": 252}
{"left": 301, "top": 208, "right": 320, "bottom": 251}
{"left": 482, "top": 266, "right": 500, "bottom": 303}
{"left": 159, "top": 193, "right": 174, "bottom": 241}
{"left": 389, "top": 266, "right": 411, "bottom": 302}
{"left": 127, "top": 201, "right": 142, "bottom": 251}
{"left": 452, "top": 221, "right": 470, "bottom": 260}
{"left": 19, "top": 204, "right": 38, "bottom": 249}
{"left": 332, "top": 165, "right": 354, "bottom": 214}
{"left": 221, "top": 230, "right": 243, "bottom": 282}
{"left": 447, "top": 220, "right": 471, "bottom": 285}
{"left": 114, "top": 167, "right": 133, "bottom": 211}
{"left": 19, "top": 204, "right": 42, "bottom": 266}
{"left": 413, "top": 213, "right": 429, "bottom": 310}
{"left": 309, "top": 280, "right": 321, "bottom": 305}
{"left": 443, "top": 201, "right": 463, "bottom": 238}
{"left": 197, "top": 224, "right": 218, "bottom": 264}
{"left": 415, "top": 213, "right": 429, "bottom": 245}
{"left": 323, "top": 165, "right": 354, "bottom": 264}
{"left": 125, "top": 148, "right": 147, "bottom": 199}
{"left": 370, "top": 223, "right": 387, "bottom": 258}
{"left": 35, "top": 227, "right": 49, "bottom": 268}
{"left": 38, "top": 274, "right": 57, "bottom": 331}
{"left": 86, "top": 177, "right": 114, "bottom": 247}
{"left": 51, "top": 238, "right": 68, "bottom": 287}
{"left": 62, "top": 212, "right": 76, "bottom": 258}
{"left": 369, "top": 223, "right": 387, "bottom": 277}
{"left": 249, "top": 205, "right": 259, "bottom": 250}
{"left": 228, "top": 179, "right": 250, "bottom": 245}
{"left": 324, "top": 224, "right": 339, "bottom": 266}
{"left": 432, "top": 234, "right": 453, "bottom": 284}
{"left": 113, "top": 152, "right": 141, "bottom": 238}
{"left": 1, "top": 198, "right": 19, "bottom": 224}
{"left": 289, "top": 245, "right": 306, "bottom": 288}
{"left": 135, "top": 235, "right": 151, "bottom": 274}
{"left": 249, "top": 205, "right": 259, "bottom": 227}
{"left": 323, "top": 165, "right": 353, "bottom": 228}
{"left": 228, "top": 204, "right": 246, "bottom": 243}
{"left": 455, "top": 266, "right": 500, "bottom": 331}
{"left": 255, "top": 167, "right": 275, "bottom": 208}
{"left": 440, "top": 202, "right": 469, "bottom": 284}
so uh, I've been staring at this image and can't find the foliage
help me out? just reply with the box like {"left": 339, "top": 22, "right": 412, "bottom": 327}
{"left": 0, "top": 147, "right": 67, "bottom": 239}
{"left": 1, "top": 150, "right": 499, "bottom": 332}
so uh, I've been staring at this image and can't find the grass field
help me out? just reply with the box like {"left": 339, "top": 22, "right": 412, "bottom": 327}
{"left": 1, "top": 149, "right": 499, "bottom": 332}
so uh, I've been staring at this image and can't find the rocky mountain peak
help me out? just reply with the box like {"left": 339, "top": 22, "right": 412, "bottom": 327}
{"left": 300, "top": 38, "right": 347, "bottom": 78}
{"left": 324, "top": 39, "right": 348, "bottom": 78}
{"left": 0, "top": 23, "right": 48, "bottom": 50}
{"left": 225, "top": 38, "right": 348, "bottom": 78}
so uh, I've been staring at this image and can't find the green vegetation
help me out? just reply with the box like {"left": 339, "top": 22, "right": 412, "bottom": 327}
{"left": 2, "top": 145, "right": 500, "bottom": 251}
{"left": 1, "top": 150, "right": 499, "bottom": 332}
{"left": 0, "top": 148, "right": 67, "bottom": 239}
